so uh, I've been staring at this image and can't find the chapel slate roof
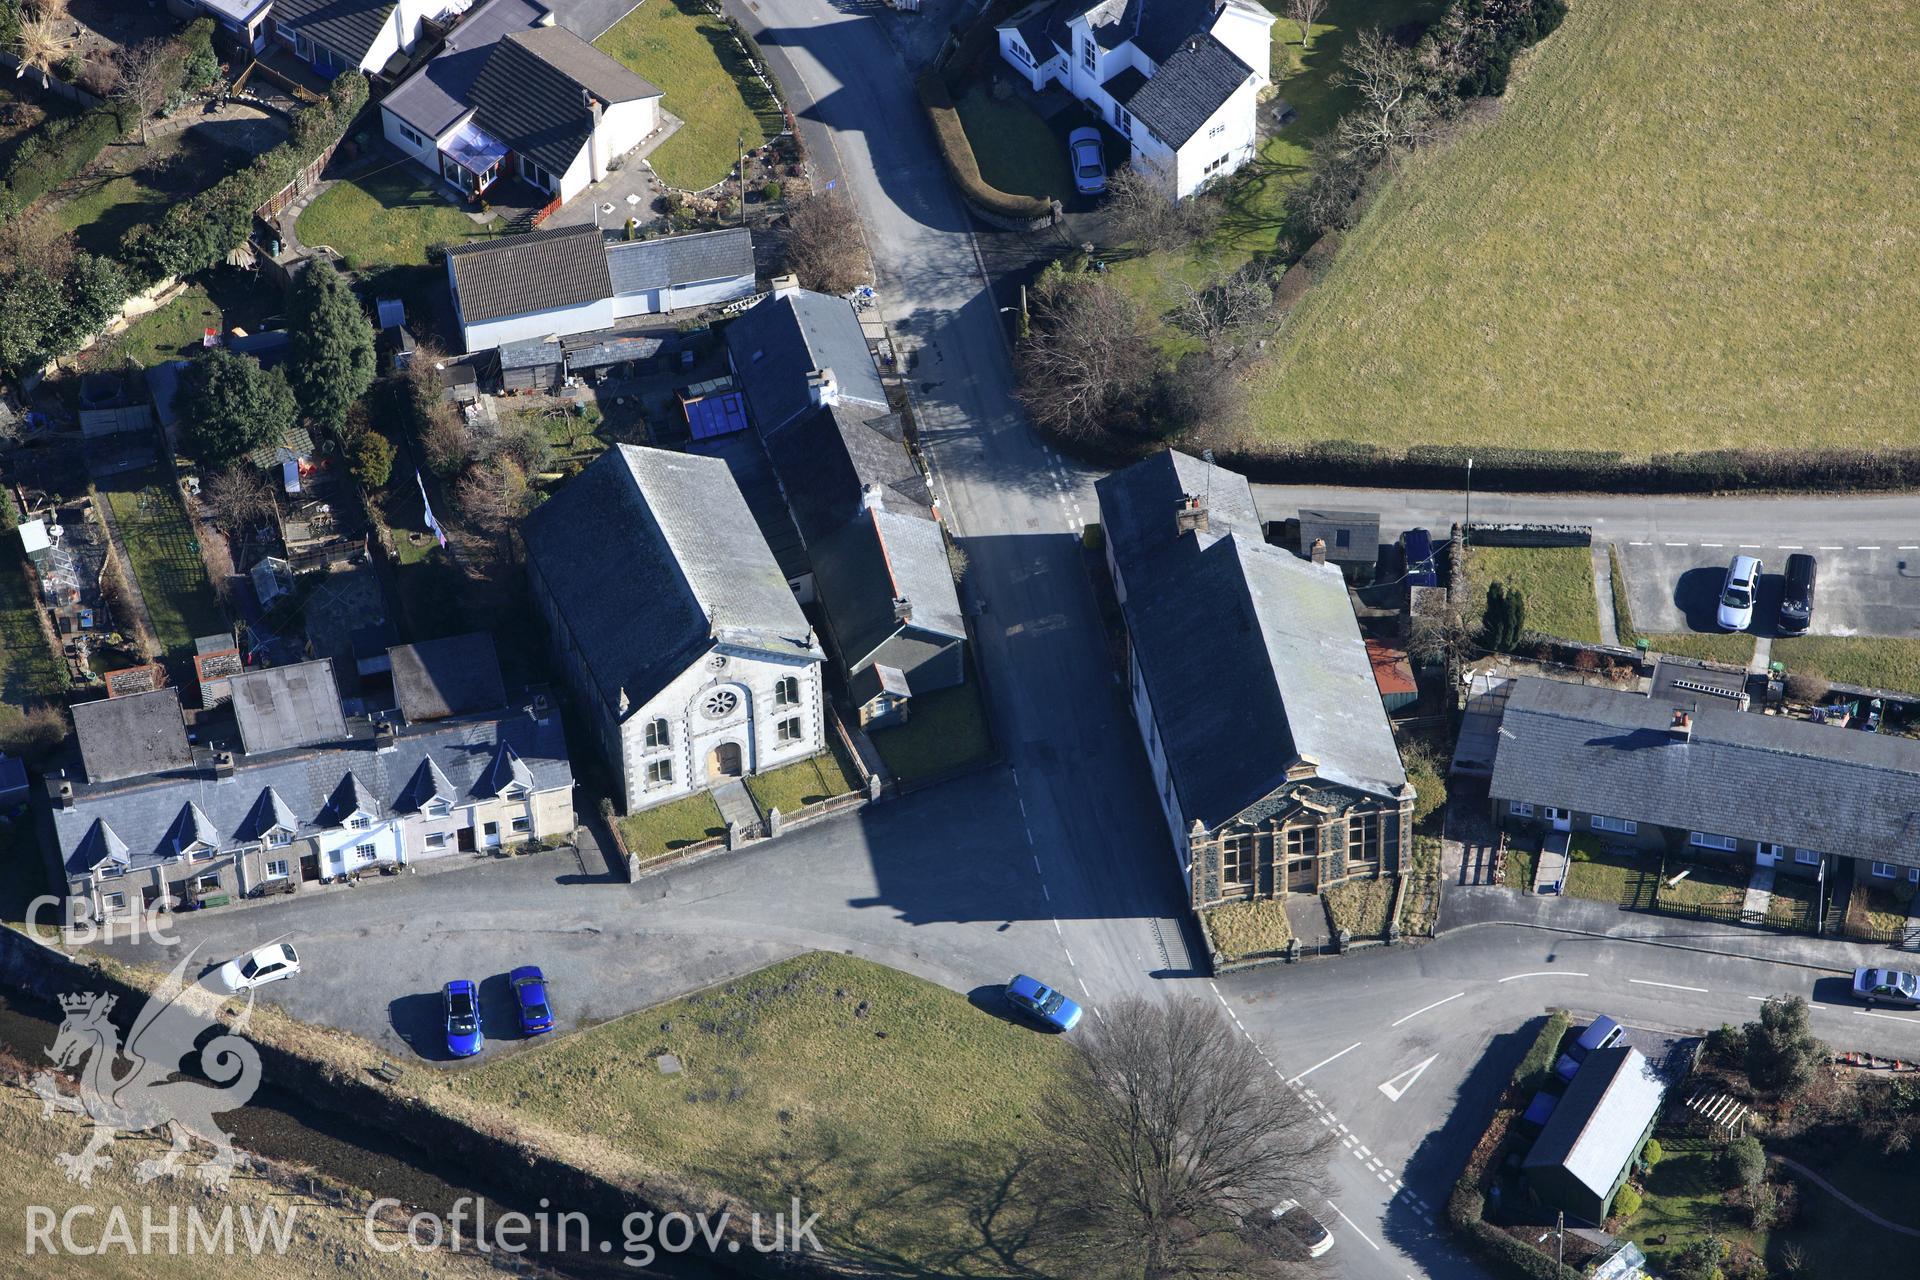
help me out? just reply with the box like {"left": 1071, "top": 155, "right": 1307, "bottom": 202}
{"left": 761, "top": 403, "right": 930, "bottom": 548}
{"left": 1097, "top": 450, "right": 1407, "bottom": 831}
{"left": 1126, "top": 34, "right": 1253, "bottom": 146}
{"left": 381, "top": 0, "right": 550, "bottom": 140}
{"left": 725, "top": 291, "right": 888, "bottom": 433}
{"left": 448, "top": 223, "right": 613, "bottom": 327}
{"left": 1522, "top": 1047, "right": 1666, "bottom": 1200}
{"left": 811, "top": 507, "right": 964, "bottom": 672}
{"left": 467, "top": 26, "right": 661, "bottom": 181}
{"left": 1490, "top": 677, "right": 1920, "bottom": 868}
{"left": 51, "top": 712, "right": 572, "bottom": 878}
{"left": 273, "top": 0, "right": 396, "bottom": 64}
{"left": 72, "top": 689, "right": 193, "bottom": 785}
{"left": 522, "top": 445, "right": 821, "bottom": 715}
{"left": 606, "top": 228, "right": 755, "bottom": 294}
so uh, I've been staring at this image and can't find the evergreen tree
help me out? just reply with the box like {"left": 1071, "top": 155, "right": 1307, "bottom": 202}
{"left": 288, "top": 258, "right": 375, "bottom": 433}
{"left": 178, "top": 349, "right": 295, "bottom": 467}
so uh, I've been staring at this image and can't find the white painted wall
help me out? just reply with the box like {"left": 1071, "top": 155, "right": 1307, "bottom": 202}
{"left": 459, "top": 296, "right": 615, "bottom": 353}
{"left": 1167, "top": 77, "right": 1260, "bottom": 198}
{"left": 997, "top": 29, "right": 1049, "bottom": 92}
{"left": 316, "top": 814, "right": 405, "bottom": 875}
{"left": 1208, "top": 3, "right": 1275, "bottom": 86}
{"left": 380, "top": 105, "right": 444, "bottom": 172}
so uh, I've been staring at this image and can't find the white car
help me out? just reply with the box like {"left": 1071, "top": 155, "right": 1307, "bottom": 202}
{"left": 1270, "top": 1199, "right": 1334, "bottom": 1258}
{"left": 1715, "top": 554, "right": 1762, "bottom": 632}
{"left": 219, "top": 943, "right": 300, "bottom": 991}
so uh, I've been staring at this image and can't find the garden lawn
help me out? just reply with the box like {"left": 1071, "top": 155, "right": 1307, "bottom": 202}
{"left": 296, "top": 165, "right": 494, "bottom": 269}
{"left": 0, "top": 556, "right": 65, "bottom": 727}
{"left": 446, "top": 953, "right": 1068, "bottom": 1269}
{"left": 1465, "top": 544, "right": 1600, "bottom": 645}
{"left": 1501, "top": 840, "right": 1537, "bottom": 891}
{"left": 1763, "top": 872, "right": 1818, "bottom": 931}
{"left": 1771, "top": 636, "right": 1920, "bottom": 697}
{"left": 952, "top": 82, "right": 1072, "bottom": 203}
{"left": 1207, "top": 898, "right": 1291, "bottom": 958}
{"left": 1325, "top": 875, "right": 1395, "bottom": 938}
{"left": 745, "top": 741, "right": 860, "bottom": 815}
{"left": 100, "top": 268, "right": 282, "bottom": 369}
{"left": 1654, "top": 860, "right": 1747, "bottom": 912}
{"left": 1645, "top": 632, "right": 1755, "bottom": 667}
{"left": 1240, "top": 0, "right": 1920, "bottom": 457}
{"left": 1565, "top": 835, "right": 1657, "bottom": 909}
{"left": 617, "top": 791, "right": 726, "bottom": 860}
{"left": 593, "top": 0, "right": 781, "bottom": 191}
{"left": 98, "top": 468, "right": 223, "bottom": 658}
{"left": 869, "top": 672, "right": 994, "bottom": 784}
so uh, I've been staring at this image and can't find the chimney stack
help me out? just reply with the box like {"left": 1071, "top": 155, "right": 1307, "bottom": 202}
{"left": 807, "top": 368, "right": 840, "bottom": 408}
{"left": 532, "top": 694, "right": 551, "bottom": 725}
{"left": 1309, "top": 537, "right": 1326, "bottom": 564}
{"left": 213, "top": 751, "right": 235, "bottom": 780}
{"left": 1175, "top": 494, "right": 1209, "bottom": 537}
{"left": 374, "top": 721, "right": 398, "bottom": 754}
{"left": 583, "top": 90, "right": 608, "bottom": 183}
{"left": 49, "top": 777, "right": 74, "bottom": 810}
{"left": 770, "top": 274, "right": 800, "bottom": 299}
{"left": 1669, "top": 708, "right": 1693, "bottom": 741}
{"left": 860, "top": 483, "right": 884, "bottom": 514}
{"left": 892, "top": 596, "right": 912, "bottom": 623}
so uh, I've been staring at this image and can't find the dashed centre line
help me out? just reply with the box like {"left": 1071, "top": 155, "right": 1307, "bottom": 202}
{"left": 1632, "top": 978, "right": 1709, "bottom": 993}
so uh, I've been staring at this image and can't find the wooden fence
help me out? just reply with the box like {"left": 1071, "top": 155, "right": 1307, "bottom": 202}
{"left": 254, "top": 144, "right": 336, "bottom": 223}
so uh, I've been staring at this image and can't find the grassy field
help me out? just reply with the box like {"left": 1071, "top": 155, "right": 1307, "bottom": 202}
{"left": 1237, "top": 0, "right": 1920, "bottom": 455}
{"left": 446, "top": 952, "right": 1068, "bottom": 1268}
{"left": 953, "top": 82, "right": 1074, "bottom": 203}
{"left": 870, "top": 672, "right": 995, "bottom": 784}
{"left": 745, "top": 741, "right": 860, "bottom": 815}
{"left": 296, "top": 165, "right": 494, "bottom": 269}
{"left": 1465, "top": 544, "right": 1600, "bottom": 645}
{"left": 1771, "top": 636, "right": 1920, "bottom": 696}
{"left": 1206, "top": 898, "right": 1292, "bottom": 958}
{"left": 617, "top": 790, "right": 727, "bottom": 859}
{"left": 594, "top": 0, "right": 782, "bottom": 190}
{"left": 97, "top": 468, "right": 223, "bottom": 658}
{"left": 1325, "top": 875, "right": 1395, "bottom": 937}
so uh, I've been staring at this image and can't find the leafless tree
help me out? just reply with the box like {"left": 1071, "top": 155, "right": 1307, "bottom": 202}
{"left": 1782, "top": 670, "right": 1829, "bottom": 706}
{"left": 1286, "top": 0, "right": 1329, "bottom": 50}
{"left": 1172, "top": 264, "right": 1275, "bottom": 361}
{"left": 456, "top": 457, "right": 528, "bottom": 544}
{"left": 1105, "top": 165, "right": 1183, "bottom": 249}
{"left": 1285, "top": 137, "right": 1374, "bottom": 236}
{"left": 1015, "top": 270, "right": 1155, "bottom": 438}
{"left": 1032, "top": 997, "right": 1334, "bottom": 1278}
{"left": 114, "top": 39, "right": 175, "bottom": 145}
{"left": 1410, "top": 585, "right": 1476, "bottom": 671}
{"left": 783, "top": 192, "right": 870, "bottom": 295}
{"left": 200, "top": 465, "right": 276, "bottom": 534}
{"left": 1335, "top": 28, "right": 1436, "bottom": 157}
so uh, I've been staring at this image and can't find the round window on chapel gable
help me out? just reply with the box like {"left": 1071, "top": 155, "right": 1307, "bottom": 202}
{"left": 701, "top": 690, "right": 740, "bottom": 720}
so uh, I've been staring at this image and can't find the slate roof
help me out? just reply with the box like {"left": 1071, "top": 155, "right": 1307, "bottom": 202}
{"left": 273, "top": 0, "right": 397, "bottom": 63}
{"left": 811, "top": 507, "right": 964, "bottom": 672}
{"left": 689, "top": 429, "right": 810, "bottom": 583}
{"left": 228, "top": 660, "right": 349, "bottom": 755}
{"left": 1097, "top": 450, "right": 1407, "bottom": 831}
{"left": 523, "top": 445, "right": 821, "bottom": 715}
{"left": 1298, "top": 507, "right": 1381, "bottom": 565}
{"left": 606, "top": 228, "right": 755, "bottom": 294}
{"left": 761, "top": 403, "right": 929, "bottom": 548}
{"left": 725, "top": 291, "right": 887, "bottom": 433}
{"left": 73, "top": 689, "right": 192, "bottom": 785}
{"left": 52, "top": 711, "right": 572, "bottom": 878}
{"left": 1490, "top": 677, "right": 1920, "bottom": 867}
{"left": 1126, "top": 34, "right": 1253, "bottom": 146}
{"left": 467, "top": 26, "right": 661, "bottom": 180}
{"left": 389, "top": 632, "right": 508, "bottom": 723}
{"left": 382, "top": 0, "right": 550, "bottom": 140}
{"left": 1522, "top": 1047, "right": 1665, "bottom": 1200}
{"left": 448, "top": 223, "right": 612, "bottom": 327}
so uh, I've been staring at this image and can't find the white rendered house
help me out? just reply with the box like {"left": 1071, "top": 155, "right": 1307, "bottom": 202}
{"left": 997, "top": 0, "right": 1273, "bottom": 198}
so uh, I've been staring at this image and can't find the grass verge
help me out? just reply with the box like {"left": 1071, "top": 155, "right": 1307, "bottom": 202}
{"left": 1644, "top": 632, "right": 1756, "bottom": 667}
{"left": 869, "top": 672, "right": 994, "bottom": 785}
{"left": 617, "top": 790, "right": 727, "bottom": 860}
{"left": 296, "top": 165, "right": 494, "bottom": 269}
{"left": 745, "top": 741, "right": 860, "bottom": 815}
{"left": 97, "top": 467, "right": 223, "bottom": 657}
{"left": 1466, "top": 544, "right": 1600, "bottom": 645}
{"left": 1502, "top": 840, "right": 1537, "bottom": 891}
{"left": 446, "top": 952, "right": 1067, "bottom": 1266}
{"left": 952, "top": 81, "right": 1073, "bottom": 203}
{"left": 1325, "top": 875, "right": 1395, "bottom": 938}
{"left": 1400, "top": 835, "right": 1440, "bottom": 936}
{"left": 593, "top": 0, "right": 782, "bottom": 190}
{"left": 1206, "top": 898, "right": 1293, "bottom": 959}
{"left": 1771, "top": 636, "right": 1920, "bottom": 697}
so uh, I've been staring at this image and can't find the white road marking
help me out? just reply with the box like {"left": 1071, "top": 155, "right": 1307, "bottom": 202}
{"left": 1700, "top": 543, "right": 1723, "bottom": 549}
{"left": 1041, "top": 883, "right": 1049, "bottom": 901}
{"left": 1051, "top": 918, "right": 1062, "bottom": 935}
{"left": 1858, "top": 546, "right": 1882, "bottom": 551}
{"left": 1391, "top": 991, "right": 1465, "bottom": 1027}
{"left": 1663, "top": 542, "right": 1688, "bottom": 547}
{"left": 1061, "top": 946, "right": 1073, "bottom": 965}
{"left": 1628, "top": 540, "right": 1652, "bottom": 546}
{"left": 1818, "top": 545, "right": 1844, "bottom": 551}
{"left": 1859, "top": 1009, "right": 1920, "bottom": 1023}
{"left": 1901, "top": 545, "right": 1920, "bottom": 551}
{"left": 1357, "top": 1145, "right": 1371, "bottom": 1158}
{"left": 1378, "top": 1054, "right": 1440, "bottom": 1102}
{"left": 1499, "top": 971, "right": 1590, "bottom": 982}
{"left": 1739, "top": 544, "right": 1762, "bottom": 549}
{"left": 1289, "top": 1042, "right": 1361, "bottom": 1083}
{"left": 1078, "top": 977, "right": 1091, "bottom": 997}
{"left": 1745, "top": 995, "right": 1823, "bottom": 1009}
{"left": 1327, "top": 1202, "right": 1379, "bottom": 1251}
{"left": 1631, "top": 978, "right": 1709, "bottom": 993}
{"left": 1778, "top": 544, "right": 1803, "bottom": 550}
{"left": 1031, "top": 854, "right": 1042, "bottom": 872}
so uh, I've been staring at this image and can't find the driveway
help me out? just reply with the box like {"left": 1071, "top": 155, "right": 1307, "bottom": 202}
{"left": 549, "top": 0, "right": 644, "bottom": 40}
{"left": 1616, "top": 539, "right": 1920, "bottom": 639}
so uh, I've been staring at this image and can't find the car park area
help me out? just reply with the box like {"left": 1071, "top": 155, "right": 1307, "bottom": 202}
{"left": 1617, "top": 540, "right": 1920, "bottom": 639}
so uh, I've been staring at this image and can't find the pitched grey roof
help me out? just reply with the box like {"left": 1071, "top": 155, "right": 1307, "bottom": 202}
{"left": 1095, "top": 447, "right": 1262, "bottom": 569}
{"left": 382, "top": 0, "right": 550, "bottom": 139}
{"left": 476, "top": 742, "right": 534, "bottom": 796}
{"left": 1490, "top": 677, "right": 1920, "bottom": 867}
{"left": 467, "top": 26, "right": 661, "bottom": 180}
{"left": 228, "top": 660, "right": 348, "bottom": 754}
{"left": 1298, "top": 507, "right": 1381, "bottom": 565}
{"left": 1522, "top": 1047, "right": 1666, "bottom": 1200}
{"left": 449, "top": 224, "right": 613, "bottom": 327}
{"left": 606, "top": 229, "right": 755, "bottom": 295}
{"left": 396, "top": 756, "right": 456, "bottom": 811}
{"left": 1126, "top": 34, "right": 1253, "bottom": 146}
{"left": 523, "top": 445, "right": 821, "bottom": 715}
{"left": 725, "top": 291, "right": 888, "bottom": 433}
{"left": 689, "top": 429, "right": 810, "bottom": 583}
{"left": 73, "top": 689, "right": 193, "bottom": 784}
{"left": 52, "top": 711, "right": 573, "bottom": 879}
{"left": 389, "top": 632, "right": 508, "bottom": 723}
{"left": 761, "top": 403, "right": 929, "bottom": 548}
{"left": 1098, "top": 451, "right": 1406, "bottom": 831}
{"left": 273, "top": 0, "right": 397, "bottom": 63}
{"left": 812, "top": 507, "right": 964, "bottom": 673}
{"left": 234, "top": 786, "right": 298, "bottom": 842}
{"left": 159, "top": 801, "right": 217, "bottom": 855}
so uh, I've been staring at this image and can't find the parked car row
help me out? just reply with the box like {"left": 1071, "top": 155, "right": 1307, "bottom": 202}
{"left": 1717, "top": 552, "right": 1817, "bottom": 633}
{"left": 445, "top": 965, "right": 555, "bottom": 1058}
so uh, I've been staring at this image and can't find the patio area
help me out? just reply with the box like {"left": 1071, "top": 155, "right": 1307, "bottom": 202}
{"left": 542, "top": 112, "right": 682, "bottom": 231}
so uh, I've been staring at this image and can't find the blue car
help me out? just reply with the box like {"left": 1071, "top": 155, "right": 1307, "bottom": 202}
{"left": 1006, "top": 974, "right": 1082, "bottom": 1032}
{"left": 511, "top": 965, "right": 554, "bottom": 1035}
{"left": 444, "top": 979, "right": 484, "bottom": 1058}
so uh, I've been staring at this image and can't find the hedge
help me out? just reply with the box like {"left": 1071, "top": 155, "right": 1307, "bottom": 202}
{"left": 915, "top": 71, "right": 1053, "bottom": 223}
{"left": 1512, "top": 1007, "right": 1572, "bottom": 1096}
{"left": 0, "top": 18, "right": 215, "bottom": 222}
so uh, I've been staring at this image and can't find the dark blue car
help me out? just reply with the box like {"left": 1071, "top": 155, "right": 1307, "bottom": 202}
{"left": 1006, "top": 974, "right": 1082, "bottom": 1032}
{"left": 444, "top": 979, "right": 484, "bottom": 1058}
{"left": 511, "top": 965, "right": 554, "bottom": 1035}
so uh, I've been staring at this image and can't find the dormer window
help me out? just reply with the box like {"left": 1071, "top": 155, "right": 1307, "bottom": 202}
{"left": 349, "top": 815, "right": 371, "bottom": 830}
{"left": 426, "top": 799, "right": 450, "bottom": 817}
{"left": 266, "top": 830, "right": 292, "bottom": 848}
{"left": 503, "top": 783, "right": 527, "bottom": 800}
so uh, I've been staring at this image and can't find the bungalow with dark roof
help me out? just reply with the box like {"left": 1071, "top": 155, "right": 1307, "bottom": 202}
{"left": 265, "top": 0, "right": 449, "bottom": 76}
{"left": 996, "top": 0, "right": 1274, "bottom": 198}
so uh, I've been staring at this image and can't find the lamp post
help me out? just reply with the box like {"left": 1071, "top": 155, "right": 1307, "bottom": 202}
{"left": 1464, "top": 455, "right": 1474, "bottom": 545}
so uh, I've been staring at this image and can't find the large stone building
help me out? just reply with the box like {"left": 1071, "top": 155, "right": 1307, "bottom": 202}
{"left": 1095, "top": 450, "right": 1414, "bottom": 911}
